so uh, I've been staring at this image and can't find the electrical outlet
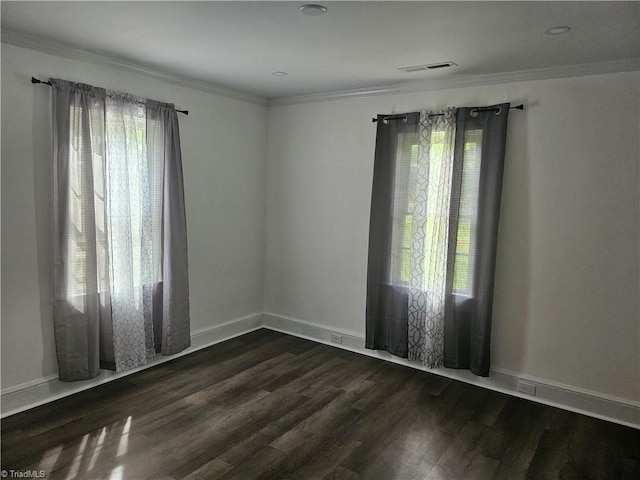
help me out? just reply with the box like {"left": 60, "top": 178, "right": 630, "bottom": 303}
{"left": 330, "top": 334, "right": 343, "bottom": 345}
{"left": 517, "top": 381, "right": 537, "bottom": 396}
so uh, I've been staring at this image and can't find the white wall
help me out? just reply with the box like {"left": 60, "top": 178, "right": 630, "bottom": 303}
{"left": 2, "top": 40, "right": 638, "bottom": 412}
{"left": 265, "top": 72, "right": 640, "bottom": 404}
{"left": 1, "top": 44, "right": 268, "bottom": 389}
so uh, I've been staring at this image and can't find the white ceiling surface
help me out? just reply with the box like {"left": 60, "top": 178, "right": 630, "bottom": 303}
{"left": 2, "top": 1, "right": 639, "bottom": 100}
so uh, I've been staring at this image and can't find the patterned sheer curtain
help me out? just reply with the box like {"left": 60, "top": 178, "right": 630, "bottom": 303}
{"left": 407, "top": 109, "right": 456, "bottom": 367}
{"left": 104, "top": 93, "right": 163, "bottom": 370}
{"left": 51, "top": 79, "right": 190, "bottom": 381}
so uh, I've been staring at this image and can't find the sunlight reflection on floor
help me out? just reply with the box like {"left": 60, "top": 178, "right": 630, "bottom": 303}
{"left": 87, "top": 426, "right": 107, "bottom": 471}
{"left": 38, "top": 445, "right": 63, "bottom": 472}
{"left": 64, "top": 433, "right": 89, "bottom": 480}
{"left": 109, "top": 465, "right": 124, "bottom": 480}
{"left": 116, "top": 416, "right": 132, "bottom": 457}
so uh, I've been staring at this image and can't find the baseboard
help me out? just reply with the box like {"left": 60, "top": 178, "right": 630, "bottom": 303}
{"left": 0, "top": 374, "right": 61, "bottom": 397}
{"left": 4, "top": 311, "right": 638, "bottom": 429}
{"left": 262, "top": 312, "right": 640, "bottom": 429}
{"left": 0, "top": 312, "right": 264, "bottom": 418}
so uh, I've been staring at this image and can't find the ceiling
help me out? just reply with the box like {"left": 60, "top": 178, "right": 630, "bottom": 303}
{"left": 2, "top": 1, "right": 639, "bottom": 100}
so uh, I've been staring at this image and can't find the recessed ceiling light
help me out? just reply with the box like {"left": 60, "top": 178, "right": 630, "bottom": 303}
{"left": 299, "top": 4, "right": 327, "bottom": 16}
{"left": 545, "top": 25, "right": 572, "bottom": 35}
{"left": 272, "top": 71, "right": 288, "bottom": 77}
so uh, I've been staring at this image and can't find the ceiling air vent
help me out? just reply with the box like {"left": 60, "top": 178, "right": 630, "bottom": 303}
{"left": 398, "top": 61, "right": 458, "bottom": 73}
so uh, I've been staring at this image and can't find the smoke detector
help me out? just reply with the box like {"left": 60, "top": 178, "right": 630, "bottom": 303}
{"left": 299, "top": 4, "right": 327, "bottom": 16}
{"left": 545, "top": 25, "right": 571, "bottom": 35}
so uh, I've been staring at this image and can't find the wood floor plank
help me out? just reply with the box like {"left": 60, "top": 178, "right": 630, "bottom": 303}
{"left": 2, "top": 329, "right": 638, "bottom": 480}
{"left": 285, "top": 437, "right": 363, "bottom": 480}
{"left": 181, "top": 457, "right": 233, "bottom": 480}
{"left": 525, "top": 429, "right": 571, "bottom": 480}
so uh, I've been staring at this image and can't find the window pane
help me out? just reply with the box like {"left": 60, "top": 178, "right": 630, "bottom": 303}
{"left": 390, "top": 131, "right": 418, "bottom": 285}
{"left": 453, "top": 254, "right": 470, "bottom": 292}
{"left": 453, "top": 129, "right": 482, "bottom": 294}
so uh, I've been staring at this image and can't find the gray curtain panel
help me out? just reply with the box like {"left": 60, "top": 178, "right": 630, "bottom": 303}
{"left": 443, "top": 104, "right": 510, "bottom": 376}
{"left": 51, "top": 79, "right": 108, "bottom": 381}
{"left": 51, "top": 79, "right": 190, "bottom": 381}
{"left": 365, "top": 113, "right": 420, "bottom": 357}
{"left": 147, "top": 101, "right": 191, "bottom": 355}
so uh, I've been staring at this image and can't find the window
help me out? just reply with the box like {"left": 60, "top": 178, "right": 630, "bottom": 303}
{"left": 390, "top": 132, "right": 418, "bottom": 285}
{"left": 66, "top": 101, "right": 108, "bottom": 306}
{"left": 389, "top": 127, "right": 478, "bottom": 295}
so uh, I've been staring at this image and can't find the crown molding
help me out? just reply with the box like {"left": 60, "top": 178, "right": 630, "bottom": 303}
{"left": 1, "top": 28, "right": 267, "bottom": 106}
{"left": 268, "top": 58, "right": 640, "bottom": 106}
{"left": 4, "top": 28, "right": 637, "bottom": 109}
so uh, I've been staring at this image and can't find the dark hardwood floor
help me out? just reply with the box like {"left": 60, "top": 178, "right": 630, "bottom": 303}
{"left": 1, "top": 329, "right": 639, "bottom": 479}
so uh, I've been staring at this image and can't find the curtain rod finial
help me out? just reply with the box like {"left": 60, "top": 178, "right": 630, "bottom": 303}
{"left": 31, "top": 77, "right": 52, "bottom": 86}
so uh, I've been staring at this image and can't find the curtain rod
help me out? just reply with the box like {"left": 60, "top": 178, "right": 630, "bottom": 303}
{"left": 31, "top": 77, "right": 189, "bottom": 115}
{"left": 372, "top": 104, "right": 524, "bottom": 123}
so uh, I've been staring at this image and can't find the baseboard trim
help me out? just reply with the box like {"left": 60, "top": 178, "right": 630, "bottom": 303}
{"left": 0, "top": 374, "right": 61, "bottom": 397}
{"left": 0, "top": 313, "right": 263, "bottom": 418}
{"left": 3, "top": 311, "right": 638, "bottom": 428}
{"left": 262, "top": 313, "right": 640, "bottom": 429}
